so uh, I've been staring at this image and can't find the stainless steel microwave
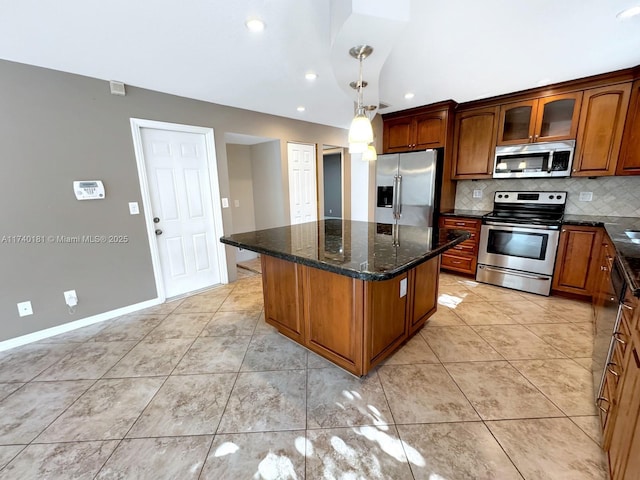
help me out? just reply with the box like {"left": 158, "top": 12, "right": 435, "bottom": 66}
{"left": 493, "top": 140, "right": 575, "bottom": 178}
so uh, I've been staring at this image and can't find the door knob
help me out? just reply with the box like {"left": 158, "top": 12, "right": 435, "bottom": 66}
{"left": 155, "top": 229, "right": 163, "bottom": 236}
{"left": 153, "top": 217, "right": 160, "bottom": 223}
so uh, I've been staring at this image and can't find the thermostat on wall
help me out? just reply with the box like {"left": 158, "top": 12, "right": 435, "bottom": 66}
{"left": 73, "top": 180, "right": 105, "bottom": 200}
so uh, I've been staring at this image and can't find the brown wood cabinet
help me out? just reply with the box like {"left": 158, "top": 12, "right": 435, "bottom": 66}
{"left": 497, "top": 93, "right": 582, "bottom": 145}
{"left": 383, "top": 109, "right": 447, "bottom": 153}
{"left": 262, "top": 254, "right": 440, "bottom": 376}
{"left": 573, "top": 83, "right": 632, "bottom": 176}
{"left": 617, "top": 79, "right": 640, "bottom": 175}
{"left": 451, "top": 106, "right": 499, "bottom": 179}
{"left": 438, "top": 216, "right": 481, "bottom": 275}
{"left": 602, "top": 287, "right": 640, "bottom": 480}
{"left": 552, "top": 225, "right": 603, "bottom": 298}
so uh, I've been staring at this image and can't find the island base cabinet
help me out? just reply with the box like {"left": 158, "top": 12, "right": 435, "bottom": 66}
{"left": 261, "top": 255, "right": 304, "bottom": 343}
{"left": 260, "top": 255, "right": 439, "bottom": 376}
{"left": 303, "top": 267, "right": 365, "bottom": 375}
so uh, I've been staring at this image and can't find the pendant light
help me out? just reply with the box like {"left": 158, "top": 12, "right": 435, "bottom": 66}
{"left": 348, "top": 45, "right": 374, "bottom": 153}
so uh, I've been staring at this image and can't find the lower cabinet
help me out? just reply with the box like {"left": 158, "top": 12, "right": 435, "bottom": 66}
{"left": 602, "top": 288, "right": 640, "bottom": 480}
{"left": 261, "top": 254, "right": 440, "bottom": 376}
{"left": 552, "top": 225, "right": 603, "bottom": 298}
{"left": 438, "top": 216, "right": 481, "bottom": 275}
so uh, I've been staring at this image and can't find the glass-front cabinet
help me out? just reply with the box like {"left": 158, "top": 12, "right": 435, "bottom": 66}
{"left": 497, "top": 92, "right": 583, "bottom": 145}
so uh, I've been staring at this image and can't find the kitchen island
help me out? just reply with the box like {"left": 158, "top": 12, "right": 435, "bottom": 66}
{"left": 221, "top": 219, "right": 469, "bottom": 375}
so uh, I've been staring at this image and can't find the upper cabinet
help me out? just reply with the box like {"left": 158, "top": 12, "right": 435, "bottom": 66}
{"left": 573, "top": 83, "right": 632, "bottom": 176}
{"left": 383, "top": 109, "right": 447, "bottom": 153}
{"left": 496, "top": 93, "right": 582, "bottom": 145}
{"left": 452, "top": 106, "right": 499, "bottom": 179}
{"left": 617, "top": 80, "right": 640, "bottom": 175}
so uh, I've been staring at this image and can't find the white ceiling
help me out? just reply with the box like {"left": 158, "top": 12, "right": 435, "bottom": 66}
{"left": 1, "top": 0, "right": 639, "bottom": 129}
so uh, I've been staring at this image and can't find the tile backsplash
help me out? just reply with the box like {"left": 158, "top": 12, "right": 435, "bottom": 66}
{"left": 454, "top": 176, "right": 640, "bottom": 217}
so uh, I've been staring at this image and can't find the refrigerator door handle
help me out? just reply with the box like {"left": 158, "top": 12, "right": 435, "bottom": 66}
{"left": 396, "top": 175, "right": 403, "bottom": 218}
{"left": 392, "top": 175, "right": 400, "bottom": 219}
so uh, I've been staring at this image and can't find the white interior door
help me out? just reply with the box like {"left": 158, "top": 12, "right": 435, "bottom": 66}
{"left": 288, "top": 142, "right": 318, "bottom": 225}
{"left": 140, "top": 127, "right": 222, "bottom": 298}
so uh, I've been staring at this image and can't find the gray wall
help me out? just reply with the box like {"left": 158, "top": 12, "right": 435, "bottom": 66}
{"left": 455, "top": 177, "right": 640, "bottom": 216}
{"left": 323, "top": 153, "right": 342, "bottom": 218}
{"left": 0, "top": 59, "right": 347, "bottom": 342}
{"left": 251, "top": 141, "right": 287, "bottom": 230}
{"left": 226, "top": 144, "right": 257, "bottom": 234}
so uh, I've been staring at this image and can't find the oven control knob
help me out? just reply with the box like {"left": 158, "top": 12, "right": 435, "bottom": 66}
{"left": 498, "top": 194, "right": 503, "bottom": 198}
{"left": 549, "top": 195, "right": 554, "bottom": 199}
{"left": 505, "top": 194, "right": 509, "bottom": 198}
{"left": 556, "top": 195, "right": 561, "bottom": 199}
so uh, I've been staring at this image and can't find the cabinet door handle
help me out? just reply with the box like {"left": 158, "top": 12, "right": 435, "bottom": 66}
{"left": 528, "top": 135, "right": 533, "bottom": 141}
{"left": 613, "top": 332, "right": 626, "bottom": 345}
{"left": 534, "top": 134, "right": 539, "bottom": 140}
{"left": 621, "top": 303, "right": 633, "bottom": 311}
{"left": 607, "top": 362, "right": 620, "bottom": 377}
{"left": 596, "top": 396, "right": 610, "bottom": 413}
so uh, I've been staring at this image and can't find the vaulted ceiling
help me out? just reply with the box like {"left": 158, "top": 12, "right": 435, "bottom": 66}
{"left": 1, "top": 0, "right": 639, "bottom": 129}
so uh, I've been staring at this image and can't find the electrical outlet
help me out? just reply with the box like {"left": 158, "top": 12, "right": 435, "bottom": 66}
{"left": 128, "top": 202, "right": 140, "bottom": 214}
{"left": 64, "top": 290, "right": 78, "bottom": 307}
{"left": 400, "top": 278, "right": 407, "bottom": 298}
{"left": 473, "top": 189, "right": 483, "bottom": 199}
{"left": 221, "top": 198, "right": 229, "bottom": 208}
{"left": 234, "top": 199, "right": 240, "bottom": 207}
{"left": 579, "top": 192, "right": 593, "bottom": 202}
{"left": 17, "top": 301, "right": 33, "bottom": 317}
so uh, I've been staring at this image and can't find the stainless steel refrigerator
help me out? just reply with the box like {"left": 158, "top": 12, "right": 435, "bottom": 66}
{"left": 375, "top": 149, "right": 438, "bottom": 227}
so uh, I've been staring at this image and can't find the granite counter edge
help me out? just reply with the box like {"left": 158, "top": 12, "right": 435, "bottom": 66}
{"left": 220, "top": 231, "right": 470, "bottom": 282}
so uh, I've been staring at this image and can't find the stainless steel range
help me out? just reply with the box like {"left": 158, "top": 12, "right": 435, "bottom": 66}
{"left": 476, "top": 191, "right": 567, "bottom": 295}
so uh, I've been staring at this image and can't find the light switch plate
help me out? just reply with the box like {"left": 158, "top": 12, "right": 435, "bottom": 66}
{"left": 128, "top": 202, "right": 140, "bottom": 214}
{"left": 234, "top": 199, "right": 240, "bottom": 207}
{"left": 221, "top": 198, "right": 229, "bottom": 208}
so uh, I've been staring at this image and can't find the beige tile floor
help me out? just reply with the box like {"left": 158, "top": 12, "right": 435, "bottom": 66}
{"left": 0, "top": 270, "right": 609, "bottom": 479}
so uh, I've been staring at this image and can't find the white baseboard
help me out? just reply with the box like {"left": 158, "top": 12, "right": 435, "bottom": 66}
{"left": 0, "top": 298, "right": 162, "bottom": 352}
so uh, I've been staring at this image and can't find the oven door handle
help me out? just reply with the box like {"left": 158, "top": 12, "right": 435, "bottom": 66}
{"left": 483, "top": 221, "right": 559, "bottom": 231}
{"left": 480, "top": 265, "right": 551, "bottom": 281}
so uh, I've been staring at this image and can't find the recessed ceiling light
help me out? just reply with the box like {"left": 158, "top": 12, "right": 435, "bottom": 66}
{"left": 305, "top": 72, "right": 318, "bottom": 81}
{"left": 404, "top": 92, "right": 415, "bottom": 100}
{"left": 245, "top": 18, "right": 265, "bottom": 32}
{"left": 297, "top": 106, "right": 306, "bottom": 112}
{"left": 617, "top": 5, "right": 640, "bottom": 19}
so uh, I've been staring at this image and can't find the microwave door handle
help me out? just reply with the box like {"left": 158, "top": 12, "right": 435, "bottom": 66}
{"left": 547, "top": 151, "right": 554, "bottom": 173}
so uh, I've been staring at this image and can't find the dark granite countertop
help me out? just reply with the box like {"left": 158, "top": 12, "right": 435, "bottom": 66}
{"left": 563, "top": 215, "right": 640, "bottom": 297}
{"left": 440, "top": 210, "right": 491, "bottom": 219}
{"left": 220, "top": 219, "right": 470, "bottom": 281}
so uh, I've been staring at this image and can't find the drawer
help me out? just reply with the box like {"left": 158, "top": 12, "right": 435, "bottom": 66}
{"left": 450, "top": 242, "right": 476, "bottom": 255}
{"left": 441, "top": 217, "right": 480, "bottom": 231}
{"left": 441, "top": 253, "right": 474, "bottom": 272}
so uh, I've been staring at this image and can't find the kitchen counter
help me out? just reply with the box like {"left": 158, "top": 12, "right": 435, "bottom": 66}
{"left": 563, "top": 215, "right": 640, "bottom": 297}
{"left": 220, "top": 219, "right": 470, "bottom": 375}
{"left": 221, "top": 219, "right": 470, "bottom": 281}
{"left": 440, "top": 209, "right": 491, "bottom": 219}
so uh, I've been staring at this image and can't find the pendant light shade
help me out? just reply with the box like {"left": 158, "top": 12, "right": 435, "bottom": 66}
{"left": 347, "top": 45, "right": 376, "bottom": 157}
{"left": 362, "top": 144, "right": 378, "bottom": 161}
{"left": 348, "top": 112, "right": 374, "bottom": 145}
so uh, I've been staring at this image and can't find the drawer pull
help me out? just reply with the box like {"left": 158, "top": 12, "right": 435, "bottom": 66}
{"left": 596, "top": 396, "right": 610, "bottom": 413}
{"left": 455, "top": 222, "right": 466, "bottom": 226}
{"left": 613, "top": 332, "right": 627, "bottom": 345}
{"left": 621, "top": 303, "right": 633, "bottom": 311}
{"left": 607, "top": 362, "right": 620, "bottom": 377}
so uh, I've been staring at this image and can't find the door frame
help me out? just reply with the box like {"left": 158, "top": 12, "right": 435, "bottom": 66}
{"left": 130, "top": 118, "right": 228, "bottom": 302}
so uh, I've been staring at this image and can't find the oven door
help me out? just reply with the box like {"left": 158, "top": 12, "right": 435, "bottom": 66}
{"left": 478, "top": 222, "right": 560, "bottom": 275}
